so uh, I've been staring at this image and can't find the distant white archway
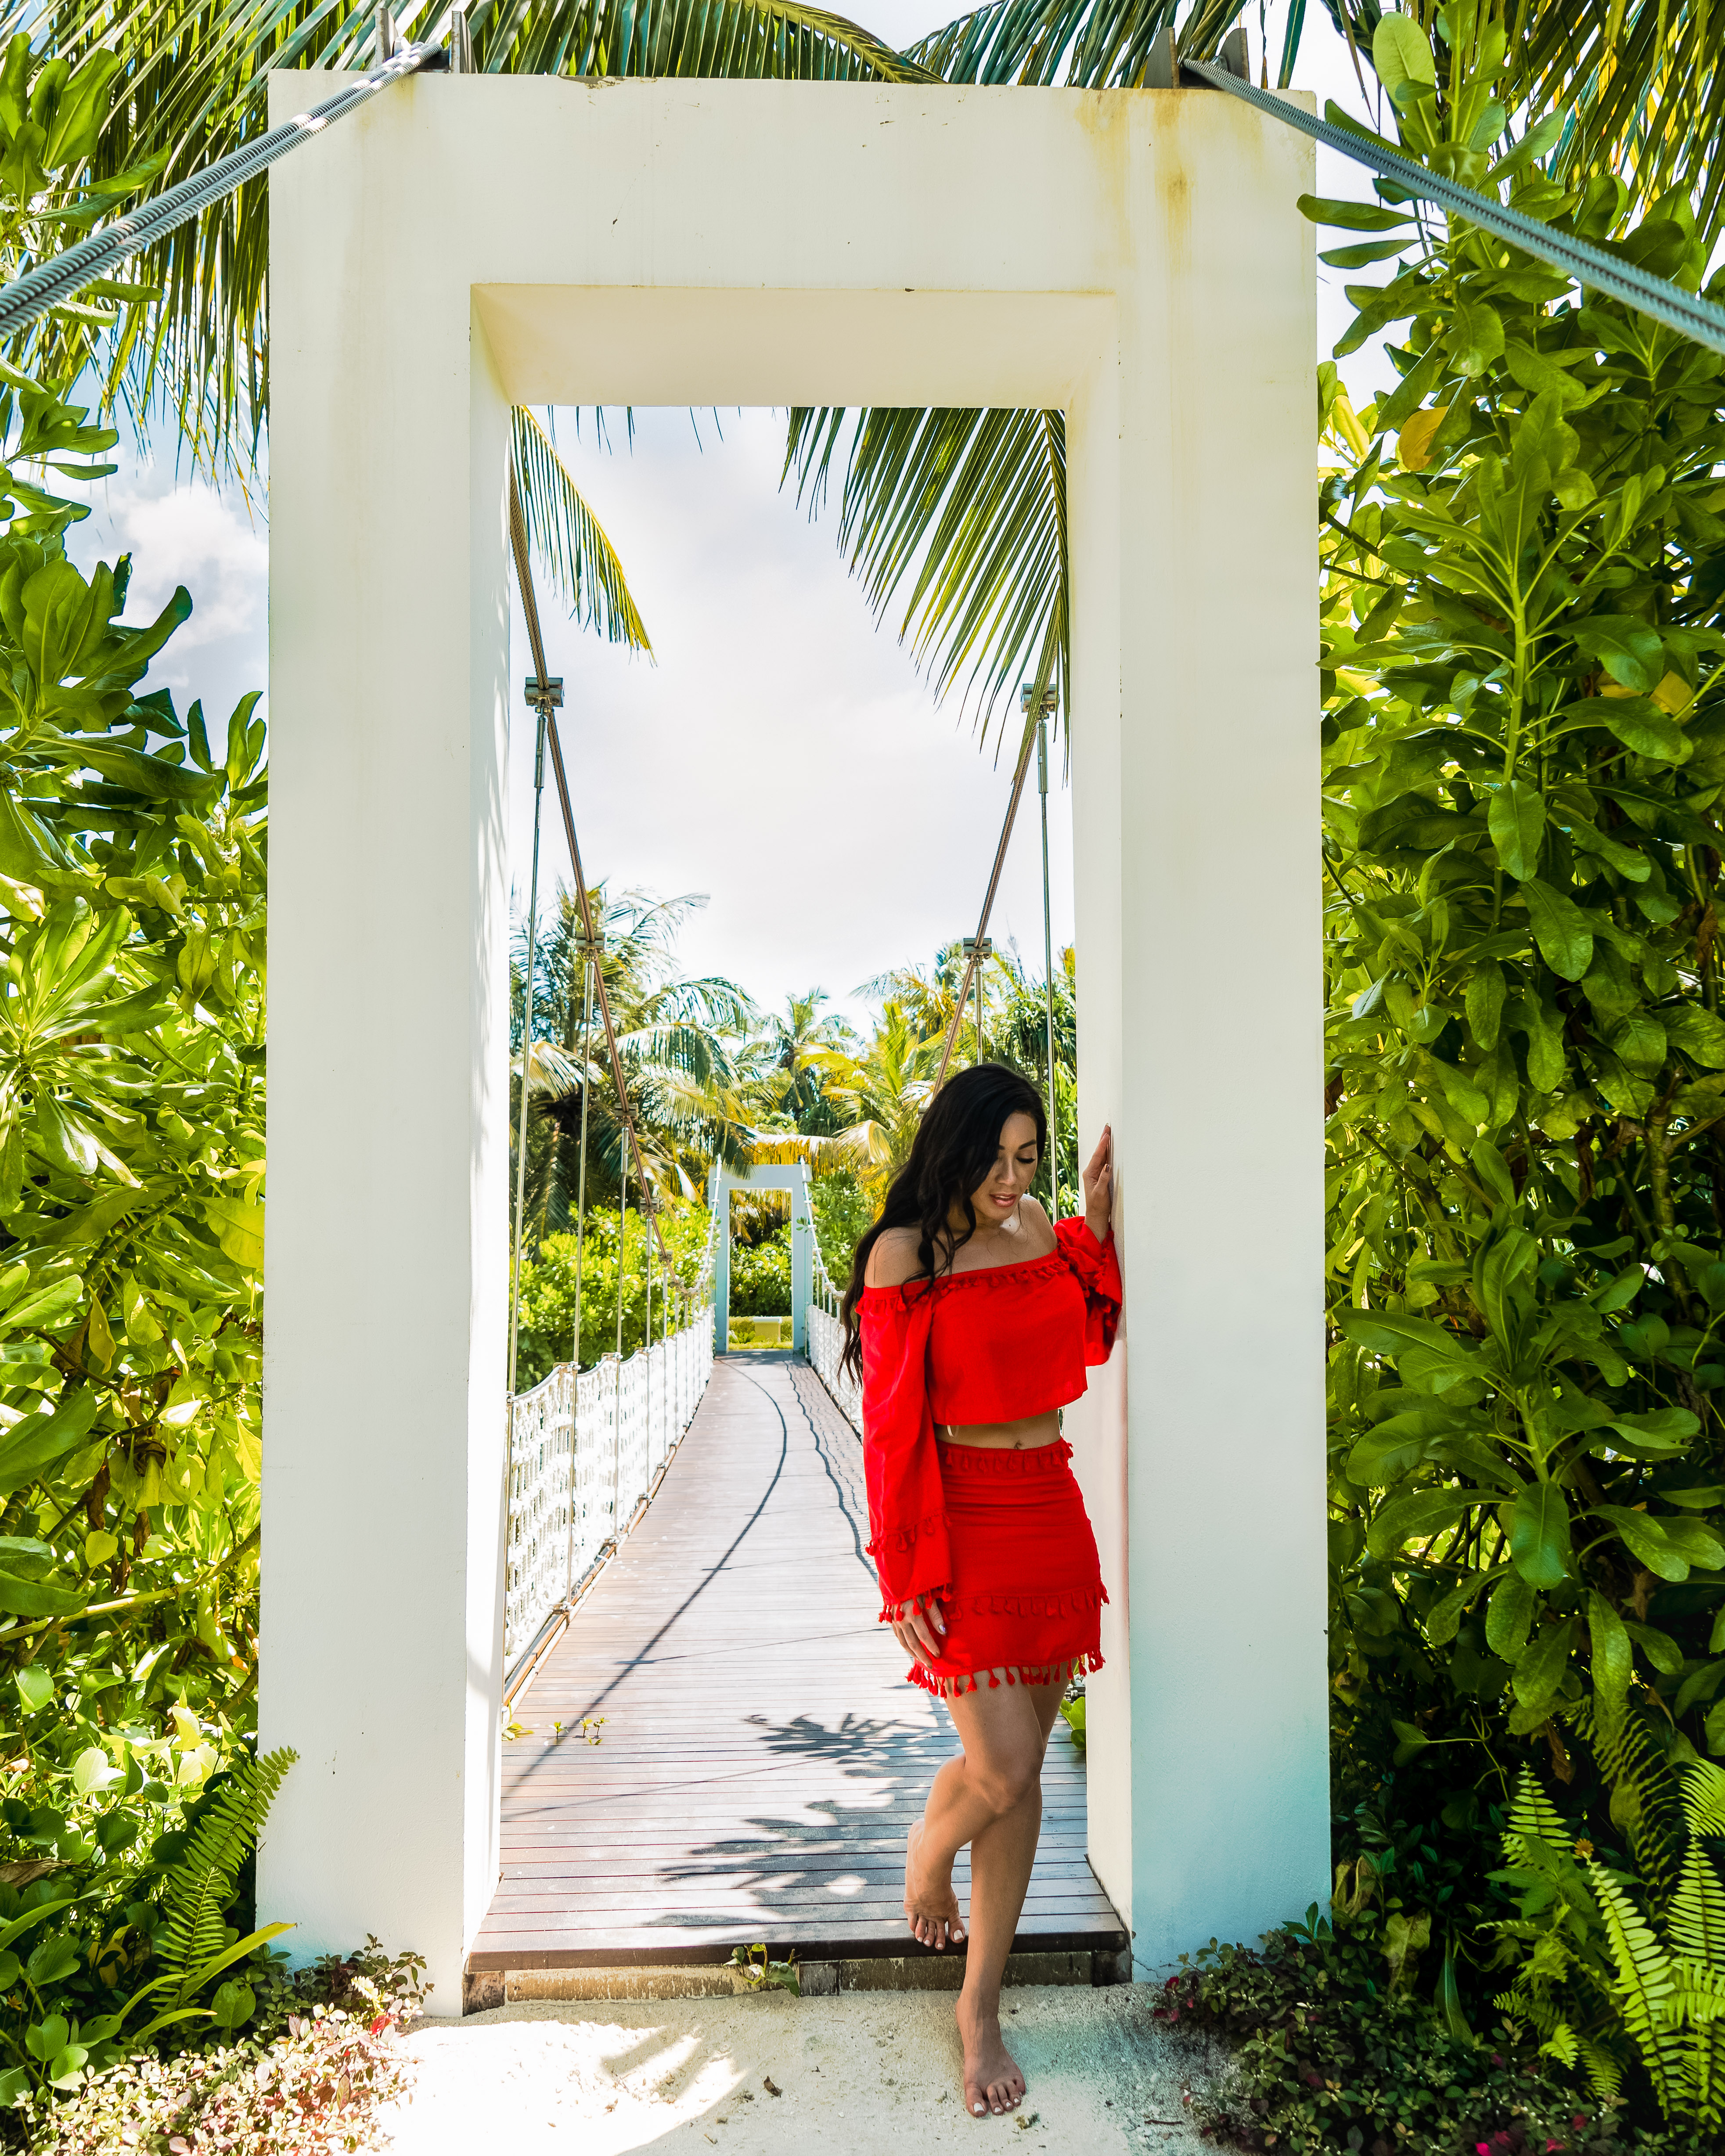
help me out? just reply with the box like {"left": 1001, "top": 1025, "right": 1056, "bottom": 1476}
{"left": 262, "top": 71, "right": 1327, "bottom": 2010}
{"left": 709, "top": 1161, "right": 813, "bottom": 1355}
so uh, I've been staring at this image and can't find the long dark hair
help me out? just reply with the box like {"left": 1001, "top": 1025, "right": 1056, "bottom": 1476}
{"left": 839, "top": 1062, "right": 1047, "bottom": 1382}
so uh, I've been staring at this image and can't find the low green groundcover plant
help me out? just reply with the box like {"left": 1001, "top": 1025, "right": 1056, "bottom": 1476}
{"left": 26, "top": 1937, "right": 429, "bottom": 2155}
{"left": 1160, "top": 1922, "right": 1712, "bottom": 2156}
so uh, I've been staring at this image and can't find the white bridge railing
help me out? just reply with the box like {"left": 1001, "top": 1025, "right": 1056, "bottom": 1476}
{"left": 506, "top": 1217, "right": 720, "bottom": 1672}
{"left": 808, "top": 1228, "right": 862, "bottom": 1435}
{"left": 504, "top": 1317, "right": 715, "bottom": 1667}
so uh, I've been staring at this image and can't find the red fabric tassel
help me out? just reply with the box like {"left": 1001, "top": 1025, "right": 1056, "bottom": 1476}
{"left": 904, "top": 1651, "right": 1106, "bottom": 1701}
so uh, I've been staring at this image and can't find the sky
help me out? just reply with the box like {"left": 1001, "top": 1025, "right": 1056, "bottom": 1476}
{"left": 68, "top": 0, "right": 1401, "bottom": 1035}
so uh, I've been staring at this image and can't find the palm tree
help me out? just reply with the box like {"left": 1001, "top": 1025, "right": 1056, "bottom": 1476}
{"left": 7, "top": 0, "right": 1257, "bottom": 756}
{"left": 808, "top": 997, "right": 943, "bottom": 1188}
{"left": 510, "top": 880, "right": 757, "bottom": 1238}
{"left": 757, "top": 988, "right": 859, "bottom": 1134}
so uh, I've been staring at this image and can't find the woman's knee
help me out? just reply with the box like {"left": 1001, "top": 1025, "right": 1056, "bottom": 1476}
{"left": 969, "top": 1746, "right": 1041, "bottom": 1816}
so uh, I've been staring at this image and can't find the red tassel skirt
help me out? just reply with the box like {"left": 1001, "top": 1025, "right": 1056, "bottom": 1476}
{"left": 904, "top": 1438, "right": 1107, "bottom": 1700}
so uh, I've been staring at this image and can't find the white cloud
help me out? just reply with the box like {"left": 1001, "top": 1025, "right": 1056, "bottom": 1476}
{"left": 508, "top": 407, "right": 1077, "bottom": 1032}
{"left": 74, "top": 463, "right": 267, "bottom": 652}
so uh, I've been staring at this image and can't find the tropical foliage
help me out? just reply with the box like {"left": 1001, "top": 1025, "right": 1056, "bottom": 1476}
{"left": 1491, "top": 1754, "right": 1725, "bottom": 2120}
{"left": 510, "top": 1204, "right": 713, "bottom": 1387}
{"left": 509, "top": 881, "right": 756, "bottom": 1239}
{"left": 0, "top": 33, "right": 371, "bottom": 2127}
{"left": 1283, "top": 0, "right": 1725, "bottom": 2138}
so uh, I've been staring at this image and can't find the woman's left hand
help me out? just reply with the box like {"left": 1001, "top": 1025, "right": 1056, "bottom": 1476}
{"left": 1082, "top": 1125, "right": 1113, "bottom": 1244}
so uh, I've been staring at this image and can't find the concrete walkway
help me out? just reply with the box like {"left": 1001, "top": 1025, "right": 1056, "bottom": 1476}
{"left": 371, "top": 1986, "right": 1224, "bottom": 2156}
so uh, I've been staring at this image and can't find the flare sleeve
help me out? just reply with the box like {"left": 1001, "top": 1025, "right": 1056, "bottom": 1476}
{"left": 860, "top": 1288, "right": 953, "bottom": 1622}
{"left": 1055, "top": 1216, "right": 1122, "bottom": 1364}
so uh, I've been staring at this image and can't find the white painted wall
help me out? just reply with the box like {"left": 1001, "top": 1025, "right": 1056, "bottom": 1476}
{"left": 264, "top": 72, "right": 1322, "bottom": 2007}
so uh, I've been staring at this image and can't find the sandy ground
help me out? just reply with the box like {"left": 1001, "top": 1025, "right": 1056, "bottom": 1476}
{"left": 368, "top": 1985, "right": 1224, "bottom": 2156}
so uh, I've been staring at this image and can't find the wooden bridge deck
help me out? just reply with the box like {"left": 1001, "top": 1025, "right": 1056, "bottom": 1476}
{"left": 469, "top": 1354, "right": 1127, "bottom": 1972}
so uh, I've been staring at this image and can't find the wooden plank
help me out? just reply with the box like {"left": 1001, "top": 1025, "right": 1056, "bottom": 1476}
{"left": 472, "top": 1358, "right": 1125, "bottom": 1971}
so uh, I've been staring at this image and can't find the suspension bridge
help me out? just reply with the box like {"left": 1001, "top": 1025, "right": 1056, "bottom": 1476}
{"left": 20, "top": 2, "right": 1712, "bottom": 2009}
{"left": 477, "top": 1243, "right": 1127, "bottom": 2004}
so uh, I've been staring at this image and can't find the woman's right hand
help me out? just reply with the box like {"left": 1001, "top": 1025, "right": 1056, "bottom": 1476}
{"left": 891, "top": 1596, "right": 946, "bottom": 1667}
{"left": 1082, "top": 1124, "right": 1114, "bottom": 1243}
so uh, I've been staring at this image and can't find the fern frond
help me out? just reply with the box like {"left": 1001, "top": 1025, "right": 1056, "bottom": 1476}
{"left": 1577, "top": 2035, "right": 1627, "bottom": 2103}
{"left": 1684, "top": 2017, "right": 1725, "bottom": 2128}
{"left": 1669, "top": 1843, "right": 1725, "bottom": 1967}
{"left": 1539, "top": 2016, "right": 1580, "bottom": 2066}
{"left": 1502, "top": 1764, "right": 1572, "bottom": 1865}
{"left": 158, "top": 1746, "right": 296, "bottom": 2004}
{"left": 1683, "top": 1759, "right": 1725, "bottom": 1842}
{"left": 1586, "top": 1859, "right": 1689, "bottom": 2116}
{"left": 1571, "top": 1701, "right": 1684, "bottom": 1908}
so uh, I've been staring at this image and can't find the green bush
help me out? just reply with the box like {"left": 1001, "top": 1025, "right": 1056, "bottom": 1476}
{"left": 511, "top": 1205, "right": 712, "bottom": 1387}
{"left": 728, "top": 1229, "right": 790, "bottom": 1317}
{"left": 811, "top": 1170, "right": 873, "bottom": 1289}
{"left": 29, "top": 1936, "right": 428, "bottom": 2155}
{"left": 0, "top": 30, "right": 282, "bottom": 2114}
{"left": 1160, "top": 1915, "right": 1717, "bottom": 2155}
{"left": 1312, "top": 0, "right": 1725, "bottom": 1957}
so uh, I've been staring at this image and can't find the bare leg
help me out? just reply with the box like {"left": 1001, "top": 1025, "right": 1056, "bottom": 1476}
{"left": 902, "top": 1684, "right": 1039, "bottom": 1951}
{"left": 901, "top": 1678, "right": 1063, "bottom": 2114}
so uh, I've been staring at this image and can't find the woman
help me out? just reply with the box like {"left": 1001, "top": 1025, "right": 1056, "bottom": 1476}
{"left": 839, "top": 1062, "right": 1119, "bottom": 2121}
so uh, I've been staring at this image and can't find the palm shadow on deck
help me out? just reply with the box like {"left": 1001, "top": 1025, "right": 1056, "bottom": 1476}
{"left": 468, "top": 1359, "right": 1125, "bottom": 1973}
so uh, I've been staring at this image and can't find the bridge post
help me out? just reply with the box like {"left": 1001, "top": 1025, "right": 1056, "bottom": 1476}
{"left": 709, "top": 1165, "right": 729, "bottom": 1357}
{"left": 1060, "top": 89, "right": 1327, "bottom": 1978}
{"left": 789, "top": 1165, "right": 811, "bottom": 1353}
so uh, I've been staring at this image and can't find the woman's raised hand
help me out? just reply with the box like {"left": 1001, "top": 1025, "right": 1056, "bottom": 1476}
{"left": 1081, "top": 1125, "right": 1113, "bottom": 1244}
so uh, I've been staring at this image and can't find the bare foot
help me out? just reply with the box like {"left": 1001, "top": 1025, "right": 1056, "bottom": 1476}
{"left": 904, "top": 1822, "right": 965, "bottom": 1949}
{"left": 956, "top": 1991, "right": 1025, "bottom": 2116}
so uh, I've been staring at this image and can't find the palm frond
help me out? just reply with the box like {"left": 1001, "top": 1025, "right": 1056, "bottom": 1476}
{"left": 904, "top": 0, "right": 1245, "bottom": 85}
{"left": 20, "top": 0, "right": 935, "bottom": 468}
{"left": 784, "top": 403, "right": 1066, "bottom": 745}
{"left": 511, "top": 409, "right": 652, "bottom": 648}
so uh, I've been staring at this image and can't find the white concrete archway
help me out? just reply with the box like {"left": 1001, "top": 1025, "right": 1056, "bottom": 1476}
{"left": 262, "top": 71, "right": 1328, "bottom": 2010}
{"left": 709, "top": 1162, "right": 813, "bottom": 1355}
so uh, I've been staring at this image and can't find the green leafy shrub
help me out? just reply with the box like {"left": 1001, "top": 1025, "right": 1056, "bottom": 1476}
{"left": 511, "top": 1205, "right": 712, "bottom": 1386}
{"left": 811, "top": 1169, "right": 872, "bottom": 1286}
{"left": 1313, "top": 4, "right": 1725, "bottom": 1860}
{"left": 1157, "top": 1910, "right": 1721, "bottom": 2154}
{"left": 0, "top": 23, "right": 275, "bottom": 2113}
{"left": 28, "top": 1936, "right": 429, "bottom": 2155}
{"left": 728, "top": 1228, "right": 790, "bottom": 1317}
{"left": 0, "top": 1745, "right": 295, "bottom": 2108}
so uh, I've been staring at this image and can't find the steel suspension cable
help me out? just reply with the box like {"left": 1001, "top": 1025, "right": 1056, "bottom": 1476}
{"left": 1183, "top": 57, "right": 1725, "bottom": 358}
{"left": 570, "top": 950, "right": 595, "bottom": 1369}
{"left": 0, "top": 38, "right": 447, "bottom": 342}
{"left": 506, "top": 698, "right": 549, "bottom": 1402}
{"left": 933, "top": 709, "right": 1041, "bottom": 1091}
{"left": 507, "top": 468, "right": 678, "bottom": 1285}
{"left": 1037, "top": 707, "right": 1060, "bottom": 1214}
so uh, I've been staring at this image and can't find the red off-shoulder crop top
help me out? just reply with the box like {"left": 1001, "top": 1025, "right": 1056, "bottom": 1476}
{"left": 858, "top": 1217, "right": 1121, "bottom": 1619}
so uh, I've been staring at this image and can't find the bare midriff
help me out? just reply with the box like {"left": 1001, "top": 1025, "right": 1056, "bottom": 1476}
{"left": 937, "top": 1408, "right": 1062, "bottom": 1451}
